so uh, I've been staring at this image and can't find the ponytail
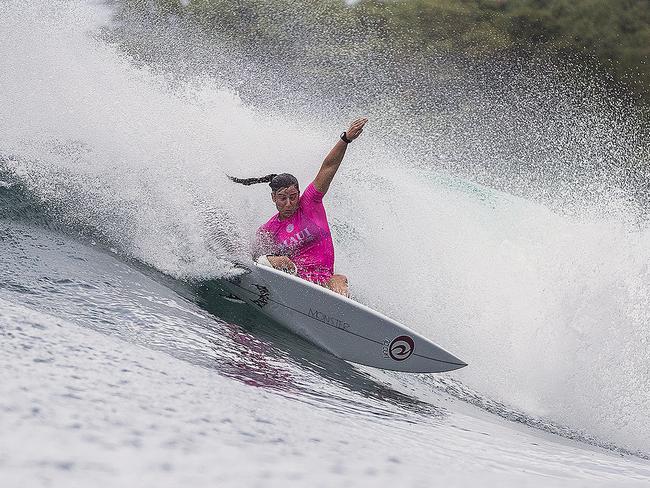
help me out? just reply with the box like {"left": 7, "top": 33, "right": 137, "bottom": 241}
{"left": 227, "top": 174, "right": 277, "bottom": 186}
{"left": 228, "top": 172, "right": 299, "bottom": 192}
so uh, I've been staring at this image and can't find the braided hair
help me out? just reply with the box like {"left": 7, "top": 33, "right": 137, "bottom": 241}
{"left": 228, "top": 173, "right": 299, "bottom": 192}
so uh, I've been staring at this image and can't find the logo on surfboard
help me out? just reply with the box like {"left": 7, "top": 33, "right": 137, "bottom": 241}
{"left": 251, "top": 284, "right": 270, "bottom": 308}
{"left": 389, "top": 335, "right": 415, "bottom": 361}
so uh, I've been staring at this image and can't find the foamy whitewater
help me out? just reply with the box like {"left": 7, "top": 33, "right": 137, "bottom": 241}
{"left": 1, "top": 1, "right": 649, "bottom": 486}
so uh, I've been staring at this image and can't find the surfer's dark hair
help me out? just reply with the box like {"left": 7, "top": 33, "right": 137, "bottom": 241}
{"left": 228, "top": 173, "right": 299, "bottom": 192}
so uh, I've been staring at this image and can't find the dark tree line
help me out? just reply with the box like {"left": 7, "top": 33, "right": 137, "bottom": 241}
{"left": 126, "top": 0, "right": 649, "bottom": 104}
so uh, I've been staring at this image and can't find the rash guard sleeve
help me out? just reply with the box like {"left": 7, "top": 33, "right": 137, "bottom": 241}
{"left": 301, "top": 182, "right": 324, "bottom": 205}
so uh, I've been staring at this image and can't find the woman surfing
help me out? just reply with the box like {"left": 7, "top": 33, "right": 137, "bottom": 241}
{"left": 229, "top": 117, "right": 368, "bottom": 297}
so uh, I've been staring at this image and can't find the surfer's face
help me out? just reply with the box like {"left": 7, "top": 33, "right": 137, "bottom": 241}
{"left": 272, "top": 185, "right": 300, "bottom": 219}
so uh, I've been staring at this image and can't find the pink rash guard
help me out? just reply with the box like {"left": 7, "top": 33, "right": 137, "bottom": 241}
{"left": 257, "top": 182, "right": 335, "bottom": 284}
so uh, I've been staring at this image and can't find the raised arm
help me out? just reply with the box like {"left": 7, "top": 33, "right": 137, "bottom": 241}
{"left": 313, "top": 118, "right": 367, "bottom": 195}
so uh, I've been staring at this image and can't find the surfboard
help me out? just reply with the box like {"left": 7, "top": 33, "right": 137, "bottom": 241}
{"left": 219, "top": 262, "right": 467, "bottom": 373}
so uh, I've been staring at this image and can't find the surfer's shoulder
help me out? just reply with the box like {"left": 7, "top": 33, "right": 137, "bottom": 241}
{"left": 301, "top": 181, "right": 324, "bottom": 205}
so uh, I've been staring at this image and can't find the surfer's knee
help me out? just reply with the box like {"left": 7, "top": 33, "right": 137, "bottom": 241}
{"left": 329, "top": 274, "right": 347, "bottom": 284}
{"left": 327, "top": 274, "right": 349, "bottom": 297}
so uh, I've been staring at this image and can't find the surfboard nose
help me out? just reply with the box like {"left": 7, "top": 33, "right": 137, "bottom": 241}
{"left": 407, "top": 348, "right": 467, "bottom": 373}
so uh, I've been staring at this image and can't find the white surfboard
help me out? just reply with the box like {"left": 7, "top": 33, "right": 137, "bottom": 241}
{"left": 220, "top": 262, "right": 467, "bottom": 373}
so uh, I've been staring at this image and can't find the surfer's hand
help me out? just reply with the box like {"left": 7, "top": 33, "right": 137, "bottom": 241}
{"left": 268, "top": 256, "right": 297, "bottom": 275}
{"left": 346, "top": 118, "right": 368, "bottom": 140}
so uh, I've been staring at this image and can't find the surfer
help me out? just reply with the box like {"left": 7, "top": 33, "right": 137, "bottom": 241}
{"left": 229, "top": 117, "right": 368, "bottom": 296}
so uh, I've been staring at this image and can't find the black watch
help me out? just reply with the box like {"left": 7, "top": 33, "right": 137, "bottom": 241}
{"left": 340, "top": 131, "right": 352, "bottom": 144}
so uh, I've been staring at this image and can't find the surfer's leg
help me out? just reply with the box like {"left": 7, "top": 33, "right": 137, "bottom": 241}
{"left": 326, "top": 274, "right": 349, "bottom": 297}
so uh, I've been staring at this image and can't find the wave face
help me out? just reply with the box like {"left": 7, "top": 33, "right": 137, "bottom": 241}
{"left": 1, "top": 0, "right": 649, "bottom": 455}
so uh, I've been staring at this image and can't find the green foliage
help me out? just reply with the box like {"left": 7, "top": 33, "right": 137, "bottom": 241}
{"left": 352, "top": 0, "right": 650, "bottom": 100}
{"left": 500, "top": 0, "right": 650, "bottom": 96}
{"left": 122, "top": 0, "right": 650, "bottom": 103}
